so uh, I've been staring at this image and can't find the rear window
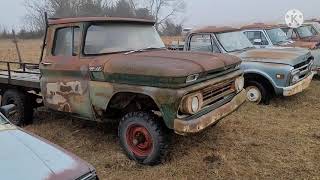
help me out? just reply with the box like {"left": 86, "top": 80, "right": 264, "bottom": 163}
{"left": 189, "top": 34, "right": 220, "bottom": 53}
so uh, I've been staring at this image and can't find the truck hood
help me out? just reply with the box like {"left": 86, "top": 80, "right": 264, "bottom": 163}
{"left": 230, "top": 48, "right": 311, "bottom": 66}
{"left": 0, "top": 125, "right": 92, "bottom": 180}
{"left": 100, "top": 50, "right": 240, "bottom": 77}
{"left": 279, "top": 41, "right": 319, "bottom": 49}
{"left": 300, "top": 35, "right": 320, "bottom": 42}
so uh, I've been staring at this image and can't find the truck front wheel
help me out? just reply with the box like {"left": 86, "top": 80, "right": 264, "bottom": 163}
{"left": 245, "top": 81, "right": 270, "bottom": 105}
{"left": 2, "top": 90, "right": 33, "bottom": 126}
{"left": 118, "top": 112, "right": 169, "bottom": 165}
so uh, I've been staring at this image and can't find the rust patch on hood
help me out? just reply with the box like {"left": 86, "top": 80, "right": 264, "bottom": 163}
{"left": 240, "top": 23, "right": 279, "bottom": 30}
{"left": 300, "top": 35, "right": 320, "bottom": 42}
{"left": 280, "top": 41, "right": 318, "bottom": 49}
{"left": 102, "top": 50, "right": 241, "bottom": 77}
{"left": 237, "top": 49, "right": 300, "bottom": 60}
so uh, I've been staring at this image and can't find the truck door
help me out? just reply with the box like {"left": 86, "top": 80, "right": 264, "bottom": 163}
{"left": 40, "top": 25, "right": 94, "bottom": 119}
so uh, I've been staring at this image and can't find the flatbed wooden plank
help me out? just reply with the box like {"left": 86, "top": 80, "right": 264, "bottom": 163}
{"left": 0, "top": 71, "right": 40, "bottom": 89}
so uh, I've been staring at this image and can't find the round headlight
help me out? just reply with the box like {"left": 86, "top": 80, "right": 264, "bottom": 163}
{"left": 292, "top": 74, "right": 300, "bottom": 84}
{"left": 235, "top": 76, "right": 245, "bottom": 92}
{"left": 191, "top": 96, "right": 200, "bottom": 113}
{"left": 180, "top": 93, "right": 203, "bottom": 115}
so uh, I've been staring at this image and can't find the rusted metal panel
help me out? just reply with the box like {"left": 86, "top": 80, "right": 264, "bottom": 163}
{"left": 191, "top": 26, "right": 239, "bottom": 34}
{"left": 174, "top": 90, "right": 246, "bottom": 134}
{"left": 102, "top": 50, "right": 240, "bottom": 77}
{"left": 240, "top": 49, "right": 301, "bottom": 60}
{"left": 240, "top": 23, "right": 280, "bottom": 30}
{"left": 283, "top": 72, "right": 314, "bottom": 96}
{"left": 48, "top": 17, "right": 155, "bottom": 25}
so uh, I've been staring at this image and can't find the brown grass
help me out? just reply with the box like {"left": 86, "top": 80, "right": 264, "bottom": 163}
{"left": 1, "top": 39, "right": 320, "bottom": 179}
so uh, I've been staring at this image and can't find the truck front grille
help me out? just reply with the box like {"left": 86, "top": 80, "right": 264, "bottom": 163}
{"left": 294, "top": 58, "right": 313, "bottom": 81}
{"left": 200, "top": 79, "right": 236, "bottom": 107}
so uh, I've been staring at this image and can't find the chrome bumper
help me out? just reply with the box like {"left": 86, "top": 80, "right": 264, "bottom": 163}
{"left": 283, "top": 73, "right": 314, "bottom": 96}
{"left": 174, "top": 90, "right": 246, "bottom": 134}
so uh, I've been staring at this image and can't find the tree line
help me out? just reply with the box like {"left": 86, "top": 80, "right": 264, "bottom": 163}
{"left": 0, "top": 0, "right": 185, "bottom": 39}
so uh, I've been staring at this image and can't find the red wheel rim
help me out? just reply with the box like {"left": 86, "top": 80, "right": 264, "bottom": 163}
{"left": 126, "top": 124, "right": 153, "bottom": 157}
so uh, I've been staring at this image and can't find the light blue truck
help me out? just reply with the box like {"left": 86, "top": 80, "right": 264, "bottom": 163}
{"left": 183, "top": 26, "right": 314, "bottom": 104}
{"left": 240, "top": 23, "right": 320, "bottom": 75}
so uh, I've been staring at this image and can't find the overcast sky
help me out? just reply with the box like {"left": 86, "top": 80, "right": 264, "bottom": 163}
{"left": 1, "top": 0, "right": 320, "bottom": 29}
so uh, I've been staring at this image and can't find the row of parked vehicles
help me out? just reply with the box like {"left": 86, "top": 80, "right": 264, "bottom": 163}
{"left": 1, "top": 15, "right": 319, "bottom": 179}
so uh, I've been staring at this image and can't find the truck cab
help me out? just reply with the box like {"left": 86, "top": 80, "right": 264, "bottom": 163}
{"left": 0, "top": 17, "right": 246, "bottom": 165}
{"left": 241, "top": 23, "right": 320, "bottom": 75}
{"left": 184, "top": 26, "right": 314, "bottom": 104}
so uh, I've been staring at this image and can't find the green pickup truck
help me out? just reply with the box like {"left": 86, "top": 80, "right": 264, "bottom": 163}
{"left": 0, "top": 16, "right": 245, "bottom": 165}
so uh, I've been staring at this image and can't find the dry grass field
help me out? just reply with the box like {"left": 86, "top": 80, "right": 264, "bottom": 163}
{"left": 0, "top": 39, "right": 320, "bottom": 179}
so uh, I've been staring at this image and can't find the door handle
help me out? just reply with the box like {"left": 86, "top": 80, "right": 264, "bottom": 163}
{"left": 41, "top": 62, "right": 52, "bottom": 66}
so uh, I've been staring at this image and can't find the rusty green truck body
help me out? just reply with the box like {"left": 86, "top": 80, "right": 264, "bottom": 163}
{"left": 0, "top": 17, "right": 245, "bottom": 165}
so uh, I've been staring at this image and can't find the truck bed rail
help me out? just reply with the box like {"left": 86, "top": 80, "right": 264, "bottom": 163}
{"left": 0, "top": 61, "right": 41, "bottom": 89}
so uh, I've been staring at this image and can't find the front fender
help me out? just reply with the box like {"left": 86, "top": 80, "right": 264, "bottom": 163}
{"left": 89, "top": 81, "right": 183, "bottom": 128}
{"left": 241, "top": 62, "right": 293, "bottom": 94}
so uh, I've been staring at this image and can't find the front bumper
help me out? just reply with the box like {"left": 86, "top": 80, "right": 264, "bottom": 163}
{"left": 313, "top": 67, "right": 320, "bottom": 75}
{"left": 283, "top": 73, "right": 314, "bottom": 96}
{"left": 174, "top": 90, "right": 246, "bottom": 134}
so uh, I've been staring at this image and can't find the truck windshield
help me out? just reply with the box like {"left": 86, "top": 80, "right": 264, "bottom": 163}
{"left": 312, "top": 23, "right": 320, "bottom": 33}
{"left": 84, "top": 23, "right": 165, "bottom": 55}
{"left": 266, "top": 28, "right": 290, "bottom": 45}
{"left": 296, "top": 26, "right": 316, "bottom": 38}
{"left": 216, "top": 31, "right": 254, "bottom": 52}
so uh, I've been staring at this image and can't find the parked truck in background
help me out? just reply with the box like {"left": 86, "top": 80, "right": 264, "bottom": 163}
{"left": 183, "top": 26, "right": 314, "bottom": 104}
{"left": 0, "top": 16, "right": 246, "bottom": 165}
{"left": 241, "top": 23, "right": 320, "bottom": 75}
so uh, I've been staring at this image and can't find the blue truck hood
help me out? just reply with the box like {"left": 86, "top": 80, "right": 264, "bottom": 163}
{"left": 0, "top": 125, "right": 92, "bottom": 180}
{"left": 230, "top": 48, "right": 311, "bottom": 66}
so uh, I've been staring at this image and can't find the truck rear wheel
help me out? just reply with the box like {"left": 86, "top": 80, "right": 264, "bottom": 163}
{"left": 2, "top": 90, "right": 33, "bottom": 126}
{"left": 118, "top": 112, "right": 169, "bottom": 165}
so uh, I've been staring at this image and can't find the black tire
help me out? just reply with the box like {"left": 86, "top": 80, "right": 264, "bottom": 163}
{"left": 245, "top": 80, "right": 270, "bottom": 105}
{"left": 118, "top": 112, "right": 169, "bottom": 165}
{"left": 2, "top": 89, "right": 33, "bottom": 126}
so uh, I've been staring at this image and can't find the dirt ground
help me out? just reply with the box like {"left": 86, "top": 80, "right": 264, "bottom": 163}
{"left": 0, "top": 39, "right": 320, "bottom": 179}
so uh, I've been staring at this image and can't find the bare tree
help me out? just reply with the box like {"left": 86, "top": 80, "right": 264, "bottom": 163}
{"left": 138, "top": 0, "right": 185, "bottom": 30}
{"left": 23, "top": 0, "right": 185, "bottom": 32}
{"left": 24, "top": 0, "right": 49, "bottom": 31}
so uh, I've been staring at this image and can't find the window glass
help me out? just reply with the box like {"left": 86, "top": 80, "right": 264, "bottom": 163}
{"left": 296, "top": 26, "right": 314, "bottom": 38}
{"left": 189, "top": 34, "right": 219, "bottom": 53}
{"left": 53, "top": 27, "right": 80, "bottom": 56}
{"left": 266, "top": 28, "right": 290, "bottom": 45}
{"left": 73, "top": 27, "right": 80, "bottom": 55}
{"left": 84, "top": 23, "right": 165, "bottom": 55}
{"left": 307, "top": 25, "right": 318, "bottom": 35}
{"left": 216, "top": 31, "right": 254, "bottom": 52}
{"left": 244, "top": 31, "right": 268, "bottom": 45}
{"left": 312, "top": 23, "right": 320, "bottom": 33}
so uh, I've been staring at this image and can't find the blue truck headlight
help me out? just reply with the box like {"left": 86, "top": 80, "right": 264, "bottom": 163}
{"left": 290, "top": 70, "right": 300, "bottom": 84}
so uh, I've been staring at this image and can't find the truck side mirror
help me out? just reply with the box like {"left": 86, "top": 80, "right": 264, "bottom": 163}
{"left": 253, "top": 39, "right": 262, "bottom": 44}
{"left": 0, "top": 104, "right": 17, "bottom": 118}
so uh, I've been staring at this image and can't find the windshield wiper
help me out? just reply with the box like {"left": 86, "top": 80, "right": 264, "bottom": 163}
{"left": 124, "top": 47, "right": 166, "bottom": 55}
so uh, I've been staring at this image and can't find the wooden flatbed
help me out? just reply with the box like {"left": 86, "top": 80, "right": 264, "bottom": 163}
{"left": 0, "top": 61, "right": 41, "bottom": 89}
